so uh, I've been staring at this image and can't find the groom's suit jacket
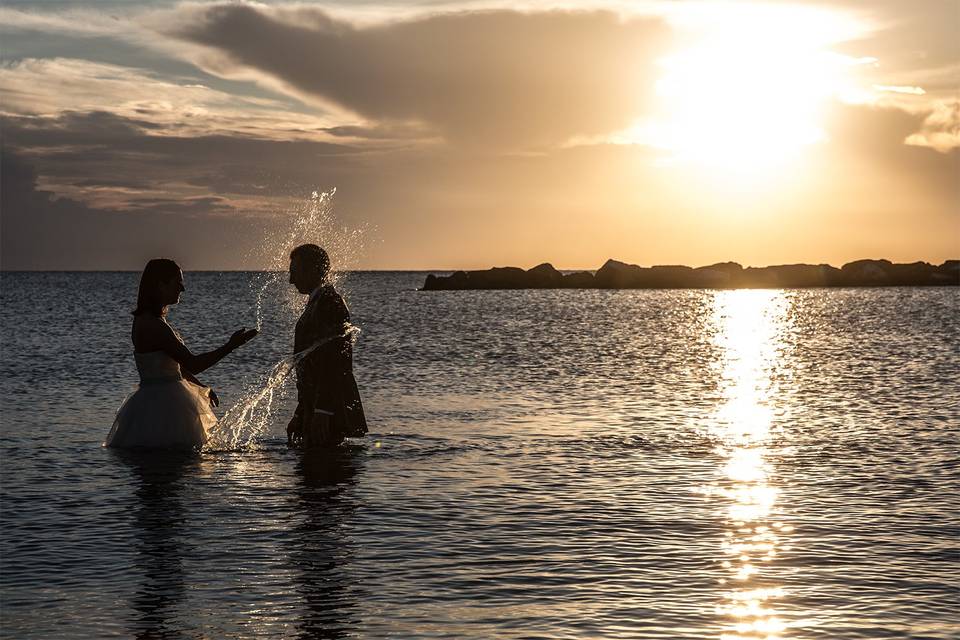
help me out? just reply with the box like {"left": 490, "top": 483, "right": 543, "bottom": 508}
{"left": 293, "top": 283, "right": 367, "bottom": 440}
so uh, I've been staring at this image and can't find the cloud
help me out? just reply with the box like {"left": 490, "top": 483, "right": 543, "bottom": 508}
{"left": 124, "top": 195, "right": 236, "bottom": 215}
{"left": 2, "top": 100, "right": 957, "bottom": 271}
{"left": 163, "top": 4, "right": 671, "bottom": 147}
{"left": 823, "top": 101, "right": 958, "bottom": 181}
{"left": 0, "top": 150, "right": 263, "bottom": 270}
{"left": 0, "top": 110, "right": 367, "bottom": 216}
{"left": 0, "top": 58, "right": 377, "bottom": 143}
{"left": 873, "top": 84, "right": 925, "bottom": 96}
{"left": 0, "top": 6, "right": 135, "bottom": 37}
{"left": 905, "top": 100, "right": 960, "bottom": 153}
{"left": 1, "top": 2, "right": 955, "bottom": 269}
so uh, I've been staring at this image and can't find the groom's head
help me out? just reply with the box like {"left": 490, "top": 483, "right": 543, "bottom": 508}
{"left": 289, "top": 244, "right": 331, "bottom": 294}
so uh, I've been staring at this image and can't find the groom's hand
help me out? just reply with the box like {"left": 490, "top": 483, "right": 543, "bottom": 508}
{"left": 287, "top": 414, "right": 302, "bottom": 446}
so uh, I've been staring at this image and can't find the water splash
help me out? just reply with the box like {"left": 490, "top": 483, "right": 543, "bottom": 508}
{"left": 247, "top": 188, "right": 369, "bottom": 330}
{"left": 214, "top": 189, "right": 370, "bottom": 450}
{"left": 205, "top": 324, "right": 361, "bottom": 451}
{"left": 248, "top": 190, "right": 334, "bottom": 330}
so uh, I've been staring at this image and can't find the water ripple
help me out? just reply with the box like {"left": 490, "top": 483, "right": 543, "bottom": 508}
{"left": 1, "top": 274, "right": 958, "bottom": 638}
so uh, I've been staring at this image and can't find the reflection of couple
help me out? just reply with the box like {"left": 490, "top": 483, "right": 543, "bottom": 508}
{"left": 105, "top": 243, "right": 367, "bottom": 450}
{"left": 114, "top": 444, "right": 362, "bottom": 638}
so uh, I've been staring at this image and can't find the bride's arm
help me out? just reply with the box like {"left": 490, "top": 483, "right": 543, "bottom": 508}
{"left": 156, "top": 320, "right": 256, "bottom": 375}
{"left": 181, "top": 369, "right": 220, "bottom": 407}
{"left": 181, "top": 368, "right": 206, "bottom": 389}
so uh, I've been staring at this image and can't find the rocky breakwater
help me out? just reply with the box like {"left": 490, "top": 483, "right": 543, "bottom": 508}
{"left": 421, "top": 259, "right": 959, "bottom": 290}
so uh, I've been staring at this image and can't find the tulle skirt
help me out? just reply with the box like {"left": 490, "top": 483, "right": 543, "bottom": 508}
{"left": 105, "top": 379, "right": 216, "bottom": 450}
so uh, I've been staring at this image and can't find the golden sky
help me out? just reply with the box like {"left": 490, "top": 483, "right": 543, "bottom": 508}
{"left": 1, "top": 1, "right": 957, "bottom": 269}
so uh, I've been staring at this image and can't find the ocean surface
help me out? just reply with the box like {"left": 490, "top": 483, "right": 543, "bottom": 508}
{"left": 1, "top": 271, "right": 958, "bottom": 639}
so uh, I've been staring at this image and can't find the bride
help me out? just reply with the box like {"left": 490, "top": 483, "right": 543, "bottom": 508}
{"left": 105, "top": 258, "right": 257, "bottom": 450}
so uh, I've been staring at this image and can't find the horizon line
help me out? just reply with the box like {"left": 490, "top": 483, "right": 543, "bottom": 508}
{"left": 2, "top": 257, "right": 958, "bottom": 275}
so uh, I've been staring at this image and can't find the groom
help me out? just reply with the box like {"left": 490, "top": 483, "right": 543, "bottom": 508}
{"left": 287, "top": 244, "right": 367, "bottom": 448}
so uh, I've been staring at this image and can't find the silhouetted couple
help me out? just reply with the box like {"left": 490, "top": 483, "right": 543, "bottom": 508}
{"left": 105, "top": 244, "right": 367, "bottom": 450}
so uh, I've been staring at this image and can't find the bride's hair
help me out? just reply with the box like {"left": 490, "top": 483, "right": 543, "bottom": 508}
{"left": 132, "top": 258, "right": 181, "bottom": 317}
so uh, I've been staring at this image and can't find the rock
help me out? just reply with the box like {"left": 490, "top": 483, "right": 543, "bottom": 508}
{"left": 420, "top": 264, "right": 562, "bottom": 290}
{"left": 937, "top": 260, "right": 960, "bottom": 284}
{"left": 469, "top": 266, "right": 526, "bottom": 289}
{"left": 648, "top": 265, "right": 696, "bottom": 288}
{"left": 745, "top": 263, "right": 842, "bottom": 288}
{"left": 447, "top": 270, "right": 470, "bottom": 289}
{"left": 841, "top": 259, "right": 892, "bottom": 285}
{"left": 886, "top": 261, "right": 936, "bottom": 286}
{"left": 421, "top": 271, "right": 469, "bottom": 290}
{"left": 837, "top": 259, "right": 948, "bottom": 286}
{"left": 693, "top": 268, "right": 731, "bottom": 287}
{"left": 421, "top": 257, "right": 959, "bottom": 290}
{"left": 594, "top": 259, "right": 646, "bottom": 288}
{"left": 561, "top": 271, "right": 596, "bottom": 288}
{"left": 526, "top": 263, "right": 563, "bottom": 288}
{"left": 696, "top": 262, "right": 743, "bottom": 287}
{"left": 701, "top": 262, "right": 744, "bottom": 276}
{"left": 740, "top": 267, "right": 777, "bottom": 287}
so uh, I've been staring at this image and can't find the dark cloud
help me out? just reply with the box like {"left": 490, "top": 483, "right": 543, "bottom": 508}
{"left": 1, "top": 111, "right": 365, "bottom": 201}
{"left": 4, "top": 111, "right": 354, "bottom": 161}
{"left": 167, "top": 5, "right": 670, "bottom": 147}
{"left": 0, "top": 150, "right": 268, "bottom": 269}
{"left": 6, "top": 111, "right": 162, "bottom": 147}
{"left": 321, "top": 123, "right": 432, "bottom": 141}
{"left": 0, "top": 113, "right": 373, "bottom": 269}
{"left": 0, "top": 106, "right": 438, "bottom": 269}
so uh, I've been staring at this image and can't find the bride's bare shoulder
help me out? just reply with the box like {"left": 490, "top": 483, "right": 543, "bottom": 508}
{"left": 132, "top": 314, "right": 175, "bottom": 351}
{"left": 133, "top": 313, "right": 165, "bottom": 330}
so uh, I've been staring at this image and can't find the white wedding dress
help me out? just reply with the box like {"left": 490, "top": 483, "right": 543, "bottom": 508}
{"left": 104, "top": 351, "right": 216, "bottom": 449}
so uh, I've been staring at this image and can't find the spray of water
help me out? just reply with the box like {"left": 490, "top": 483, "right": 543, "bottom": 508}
{"left": 205, "top": 324, "right": 361, "bottom": 451}
{"left": 206, "top": 189, "right": 369, "bottom": 451}
{"left": 248, "top": 189, "right": 369, "bottom": 330}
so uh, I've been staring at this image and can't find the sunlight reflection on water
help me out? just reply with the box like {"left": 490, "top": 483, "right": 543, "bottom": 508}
{"left": 709, "top": 290, "right": 792, "bottom": 640}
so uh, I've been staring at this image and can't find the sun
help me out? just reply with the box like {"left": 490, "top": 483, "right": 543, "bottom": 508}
{"left": 625, "top": 4, "right": 868, "bottom": 179}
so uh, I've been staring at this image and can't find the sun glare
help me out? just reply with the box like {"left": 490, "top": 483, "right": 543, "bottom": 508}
{"left": 708, "top": 290, "right": 795, "bottom": 638}
{"left": 627, "top": 4, "right": 867, "bottom": 179}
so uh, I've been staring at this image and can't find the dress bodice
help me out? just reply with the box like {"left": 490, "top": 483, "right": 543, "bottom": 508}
{"left": 134, "top": 351, "right": 183, "bottom": 383}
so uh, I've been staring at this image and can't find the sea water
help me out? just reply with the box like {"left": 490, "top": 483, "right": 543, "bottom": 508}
{"left": 1, "top": 273, "right": 958, "bottom": 639}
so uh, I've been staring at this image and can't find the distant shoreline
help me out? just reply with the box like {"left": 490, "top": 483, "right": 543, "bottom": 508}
{"left": 2, "top": 261, "right": 958, "bottom": 290}
{"left": 421, "top": 259, "right": 960, "bottom": 290}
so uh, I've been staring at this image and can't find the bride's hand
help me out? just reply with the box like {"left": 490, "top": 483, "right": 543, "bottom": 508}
{"left": 208, "top": 388, "right": 220, "bottom": 408}
{"left": 228, "top": 327, "right": 258, "bottom": 349}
